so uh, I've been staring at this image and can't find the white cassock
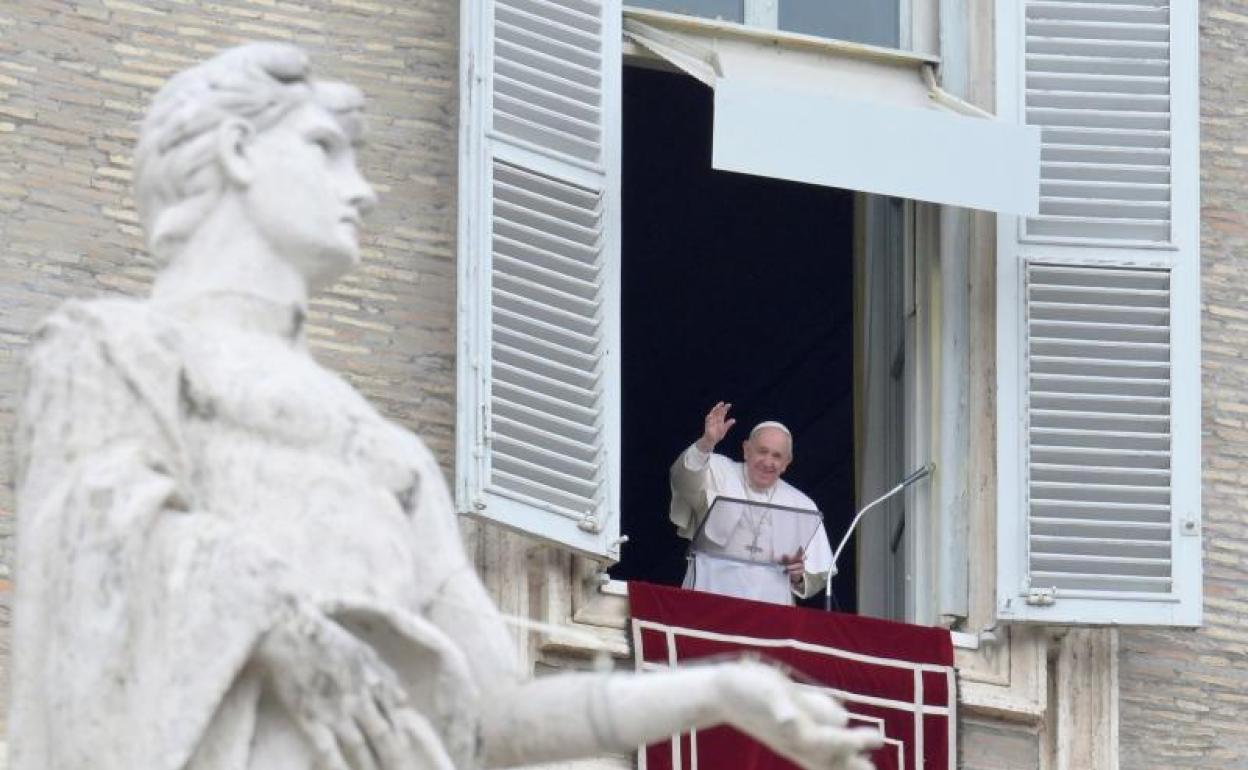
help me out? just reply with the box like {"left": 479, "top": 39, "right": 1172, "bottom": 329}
{"left": 669, "top": 444, "right": 835, "bottom": 606}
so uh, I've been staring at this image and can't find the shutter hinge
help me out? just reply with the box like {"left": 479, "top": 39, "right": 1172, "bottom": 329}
{"left": 1025, "top": 586, "right": 1057, "bottom": 607}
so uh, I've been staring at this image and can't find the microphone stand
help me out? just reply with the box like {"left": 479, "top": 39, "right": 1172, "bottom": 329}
{"left": 824, "top": 463, "right": 935, "bottom": 611}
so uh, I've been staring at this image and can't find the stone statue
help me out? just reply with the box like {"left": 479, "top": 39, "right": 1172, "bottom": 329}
{"left": 11, "top": 43, "right": 881, "bottom": 770}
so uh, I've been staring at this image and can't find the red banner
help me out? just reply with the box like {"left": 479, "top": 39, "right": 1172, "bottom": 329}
{"left": 629, "top": 582, "right": 955, "bottom": 770}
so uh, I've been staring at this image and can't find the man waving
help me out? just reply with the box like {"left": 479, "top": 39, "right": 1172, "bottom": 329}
{"left": 670, "top": 402, "right": 836, "bottom": 605}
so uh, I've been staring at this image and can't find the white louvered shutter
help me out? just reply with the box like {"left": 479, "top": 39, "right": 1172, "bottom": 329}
{"left": 995, "top": 0, "right": 1199, "bottom": 625}
{"left": 457, "top": 0, "right": 623, "bottom": 559}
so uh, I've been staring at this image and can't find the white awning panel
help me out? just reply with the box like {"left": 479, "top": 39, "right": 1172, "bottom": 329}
{"left": 624, "top": 9, "right": 1041, "bottom": 214}
{"left": 713, "top": 78, "right": 1040, "bottom": 214}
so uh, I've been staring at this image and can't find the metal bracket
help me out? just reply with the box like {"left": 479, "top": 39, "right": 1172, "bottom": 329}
{"left": 1025, "top": 586, "right": 1057, "bottom": 606}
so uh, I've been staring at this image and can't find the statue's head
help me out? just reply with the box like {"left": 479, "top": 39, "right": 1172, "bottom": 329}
{"left": 135, "top": 42, "right": 376, "bottom": 289}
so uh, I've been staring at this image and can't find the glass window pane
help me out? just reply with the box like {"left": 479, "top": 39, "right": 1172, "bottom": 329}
{"left": 778, "top": 0, "right": 899, "bottom": 47}
{"left": 627, "top": 0, "right": 745, "bottom": 25}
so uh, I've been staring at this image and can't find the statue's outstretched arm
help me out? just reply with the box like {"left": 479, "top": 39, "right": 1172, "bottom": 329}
{"left": 480, "top": 660, "right": 882, "bottom": 770}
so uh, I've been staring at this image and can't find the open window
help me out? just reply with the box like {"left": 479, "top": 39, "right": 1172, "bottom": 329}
{"left": 458, "top": 1, "right": 1165, "bottom": 631}
{"left": 609, "top": 55, "right": 929, "bottom": 621}
{"left": 609, "top": 63, "right": 866, "bottom": 611}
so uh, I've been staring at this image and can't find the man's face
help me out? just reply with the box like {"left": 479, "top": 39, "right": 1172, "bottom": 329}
{"left": 742, "top": 427, "right": 792, "bottom": 490}
{"left": 242, "top": 102, "right": 377, "bottom": 289}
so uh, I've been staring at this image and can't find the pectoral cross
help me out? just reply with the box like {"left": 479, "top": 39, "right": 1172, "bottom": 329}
{"left": 742, "top": 509, "right": 769, "bottom": 557}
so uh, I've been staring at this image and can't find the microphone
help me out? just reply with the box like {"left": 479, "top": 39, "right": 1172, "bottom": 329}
{"left": 824, "top": 463, "right": 935, "bottom": 611}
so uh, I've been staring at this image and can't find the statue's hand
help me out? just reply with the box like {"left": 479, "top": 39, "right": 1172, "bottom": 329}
{"left": 254, "top": 603, "right": 455, "bottom": 770}
{"left": 715, "top": 661, "right": 883, "bottom": 770}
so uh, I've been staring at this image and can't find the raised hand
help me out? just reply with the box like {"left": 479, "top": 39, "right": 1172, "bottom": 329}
{"left": 696, "top": 401, "right": 737, "bottom": 453}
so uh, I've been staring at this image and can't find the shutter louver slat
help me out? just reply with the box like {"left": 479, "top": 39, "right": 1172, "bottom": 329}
{"left": 1041, "top": 143, "right": 1169, "bottom": 164}
{"left": 494, "top": 414, "right": 601, "bottom": 462}
{"left": 496, "top": 191, "right": 602, "bottom": 241}
{"left": 1033, "top": 535, "right": 1169, "bottom": 558}
{"left": 496, "top": 58, "right": 599, "bottom": 108}
{"left": 1029, "top": 573, "right": 1171, "bottom": 594}
{"left": 490, "top": 469, "right": 596, "bottom": 516}
{"left": 496, "top": 2, "right": 601, "bottom": 51}
{"left": 1030, "top": 319, "right": 1168, "bottom": 342}
{"left": 1026, "top": 2, "right": 1169, "bottom": 25}
{"left": 495, "top": 234, "right": 600, "bottom": 282}
{"left": 1038, "top": 200, "right": 1169, "bottom": 221}
{"left": 1042, "top": 127, "right": 1170, "bottom": 148}
{"left": 1027, "top": 219, "right": 1168, "bottom": 241}
{"left": 1025, "top": 263, "right": 1173, "bottom": 596}
{"left": 1030, "top": 427, "right": 1169, "bottom": 450}
{"left": 511, "top": 0, "right": 602, "bottom": 27}
{"left": 1041, "top": 180, "right": 1169, "bottom": 200}
{"left": 1031, "top": 499, "right": 1170, "bottom": 521}
{"left": 493, "top": 396, "right": 599, "bottom": 444}
{"left": 495, "top": 341, "right": 600, "bottom": 390}
{"left": 1030, "top": 518, "right": 1169, "bottom": 540}
{"left": 495, "top": 271, "right": 600, "bottom": 317}
{"left": 1024, "top": 0, "right": 1173, "bottom": 245}
{"left": 496, "top": 20, "right": 599, "bottom": 75}
{"left": 1040, "top": 163, "right": 1169, "bottom": 185}
{"left": 1032, "top": 553, "right": 1169, "bottom": 577}
{"left": 1028, "top": 72, "right": 1169, "bottom": 95}
{"left": 494, "top": 430, "right": 601, "bottom": 477}
{"left": 1032, "top": 446, "right": 1170, "bottom": 467}
{"left": 494, "top": 325, "right": 598, "bottom": 371}
{"left": 494, "top": 285, "right": 601, "bottom": 337}
{"left": 493, "top": 438, "right": 599, "bottom": 495}
{"left": 1026, "top": 53, "right": 1169, "bottom": 77}
{"left": 494, "top": 380, "right": 599, "bottom": 425}
{"left": 495, "top": 75, "right": 601, "bottom": 126}
{"left": 495, "top": 253, "right": 599, "bottom": 300}
{"left": 494, "top": 358, "right": 599, "bottom": 410}
{"left": 493, "top": 305, "right": 597, "bottom": 354}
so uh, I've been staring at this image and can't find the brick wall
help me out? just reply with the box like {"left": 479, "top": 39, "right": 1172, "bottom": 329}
{"left": 1117, "top": 3, "right": 1248, "bottom": 767}
{"left": 0, "top": 0, "right": 460, "bottom": 733}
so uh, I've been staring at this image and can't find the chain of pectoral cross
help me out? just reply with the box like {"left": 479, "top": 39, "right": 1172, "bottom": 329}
{"left": 740, "top": 466, "right": 777, "bottom": 557}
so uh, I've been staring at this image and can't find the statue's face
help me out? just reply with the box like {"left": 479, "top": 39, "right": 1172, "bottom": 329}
{"left": 241, "top": 101, "right": 376, "bottom": 289}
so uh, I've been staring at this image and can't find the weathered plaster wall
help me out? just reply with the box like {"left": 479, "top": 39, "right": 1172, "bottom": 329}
{"left": 1117, "top": 3, "right": 1248, "bottom": 768}
{"left": 0, "top": 0, "right": 461, "bottom": 734}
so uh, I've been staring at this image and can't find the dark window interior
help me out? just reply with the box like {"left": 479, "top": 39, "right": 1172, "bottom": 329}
{"left": 616, "top": 65, "right": 859, "bottom": 611}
